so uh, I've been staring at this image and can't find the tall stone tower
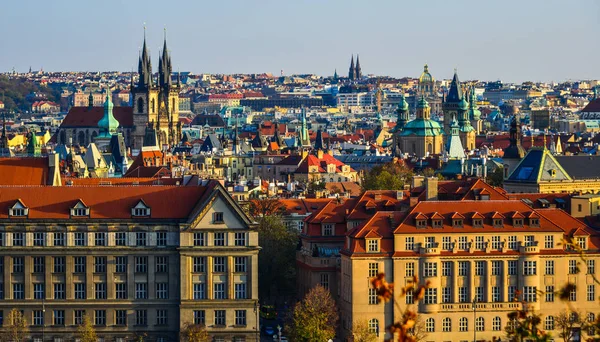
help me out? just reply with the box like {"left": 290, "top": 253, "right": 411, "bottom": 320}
{"left": 348, "top": 55, "right": 355, "bottom": 80}
{"left": 443, "top": 70, "right": 463, "bottom": 136}
{"left": 131, "top": 30, "right": 180, "bottom": 150}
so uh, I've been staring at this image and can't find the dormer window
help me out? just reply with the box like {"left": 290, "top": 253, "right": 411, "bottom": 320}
{"left": 70, "top": 200, "right": 90, "bottom": 217}
{"left": 367, "top": 239, "right": 380, "bottom": 252}
{"left": 529, "top": 218, "right": 539, "bottom": 227}
{"left": 322, "top": 224, "right": 334, "bottom": 236}
{"left": 577, "top": 237, "right": 588, "bottom": 250}
{"left": 432, "top": 220, "right": 443, "bottom": 228}
{"left": 513, "top": 219, "right": 523, "bottom": 227}
{"left": 9, "top": 200, "right": 28, "bottom": 218}
{"left": 452, "top": 219, "right": 463, "bottom": 228}
{"left": 493, "top": 219, "right": 503, "bottom": 228}
{"left": 472, "top": 219, "right": 483, "bottom": 228}
{"left": 131, "top": 200, "right": 151, "bottom": 217}
{"left": 416, "top": 219, "right": 427, "bottom": 228}
{"left": 212, "top": 212, "right": 224, "bottom": 224}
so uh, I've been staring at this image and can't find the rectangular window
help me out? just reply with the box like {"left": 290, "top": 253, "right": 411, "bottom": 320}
{"left": 214, "top": 283, "right": 227, "bottom": 299}
{"left": 577, "top": 237, "right": 587, "bottom": 250}
{"left": 135, "top": 256, "right": 148, "bottom": 273}
{"left": 475, "top": 286, "right": 484, "bottom": 302}
{"left": 322, "top": 224, "right": 333, "bottom": 236}
{"left": 155, "top": 256, "right": 168, "bottom": 273}
{"left": 569, "top": 287, "right": 577, "bottom": 301}
{"left": 545, "top": 260, "right": 555, "bottom": 275}
{"left": 94, "top": 256, "right": 107, "bottom": 273}
{"left": 405, "top": 262, "right": 415, "bottom": 277}
{"left": 508, "top": 260, "right": 517, "bottom": 275}
{"left": 94, "top": 232, "right": 106, "bottom": 246}
{"left": 406, "top": 289, "right": 414, "bottom": 304}
{"left": 213, "top": 257, "right": 226, "bottom": 273}
{"left": 369, "top": 288, "right": 377, "bottom": 305}
{"left": 136, "top": 232, "right": 147, "bottom": 246}
{"left": 213, "top": 212, "right": 224, "bottom": 223}
{"left": 74, "top": 232, "right": 86, "bottom": 246}
{"left": 115, "top": 283, "right": 127, "bottom": 299}
{"left": 423, "top": 262, "right": 437, "bottom": 277}
{"left": 0, "top": 232, "right": 4, "bottom": 246}
{"left": 115, "top": 310, "right": 127, "bottom": 326}
{"left": 442, "top": 261, "right": 452, "bottom": 276}
{"left": 74, "top": 283, "right": 86, "bottom": 299}
{"left": 74, "top": 256, "right": 86, "bottom": 273}
{"left": 156, "top": 282, "right": 169, "bottom": 299}
{"left": 405, "top": 237, "right": 414, "bottom": 250}
{"left": 491, "top": 235, "right": 501, "bottom": 249}
{"left": 135, "top": 283, "right": 148, "bottom": 299}
{"left": 214, "top": 232, "right": 226, "bottom": 246}
{"left": 214, "top": 310, "right": 226, "bottom": 326}
{"left": 193, "top": 283, "right": 206, "bottom": 300}
{"left": 54, "top": 283, "right": 65, "bottom": 300}
{"left": 235, "top": 283, "right": 247, "bottom": 299}
{"left": 12, "top": 232, "right": 24, "bottom": 246}
{"left": 367, "top": 239, "right": 379, "bottom": 252}
{"left": 508, "top": 236, "right": 517, "bottom": 250}
{"left": 156, "top": 231, "right": 167, "bottom": 246}
{"left": 424, "top": 288, "right": 437, "bottom": 304}
{"left": 368, "top": 263, "right": 379, "bottom": 278}
{"left": 544, "top": 235, "right": 554, "bottom": 249}
{"left": 54, "top": 310, "right": 65, "bottom": 326}
{"left": 115, "top": 232, "right": 127, "bottom": 246}
{"left": 193, "top": 310, "right": 205, "bottom": 325}
{"left": 156, "top": 309, "right": 168, "bottom": 325}
{"left": 234, "top": 257, "right": 247, "bottom": 273}
{"left": 95, "top": 310, "right": 106, "bottom": 326}
{"left": 588, "top": 260, "right": 595, "bottom": 274}
{"left": 569, "top": 259, "right": 578, "bottom": 274}
{"left": 115, "top": 256, "right": 127, "bottom": 273}
{"left": 74, "top": 310, "right": 84, "bottom": 325}
{"left": 523, "top": 286, "right": 537, "bottom": 302}
{"left": 193, "top": 232, "right": 206, "bottom": 246}
{"left": 34, "top": 283, "right": 45, "bottom": 300}
{"left": 475, "top": 236, "right": 485, "bottom": 249}
{"left": 523, "top": 260, "right": 537, "bottom": 275}
{"left": 492, "top": 287, "right": 500, "bottom": 302}
{"left": 442, "top": 236, "right": 452, "bottom": 250}
{"left": 95, "top": 283, "right": 107, "bottom": 299}
{"left": 458, "top": 236, "right": 468, "bottom": 250}
{"left": 475, "top": 261, "right": 485, "bottom": 276}
{"left": 234, "top": 232, "right": 247, "bottom": 246}
{"left": 53, "top": 256, "right": 65, "bottom": 273}
{"left": 12, "top": 256, "right": 24, "bottom": 273}
{"left": 491, "top": 260, "right": 502, "bottom": 276}
{"left": 425, "top": 236, "right": 435, "bottom": 248}
{"left": 458, "top": 261, "right": 469, "bottom": 276}
{"left": 13, "top": 283, "right": 24, "bottom": 299}
{"left": 546, "top": 285, "right": 554, "bottom": 302}
{"left": 193, "top": 257, "right": 206, "bottom": 273}
{"left": 508, "top": 286, "right": 517, "bottom": 301}
{"left": 458, "top": 287, "right": 468, "bottom": 303}
{"left": 320, "top": 273, "right": 329, "bottom": 290}
{"left": 442, "top": 287, "right": 452, "bottom": 303}
{"left": 135, "top": 310, "right": 147, "bottom": 326}
{"left": 33, "top": 256, "right": 45, "bottom": 273}
{"left": 588, "top": 284, "right": 595, "bottom": 302}
{"left": 235, "top": 310, "right": 246, "bottom": 326}
{"left": 524, "top": 235, "right": 535, "bottom": 247}
{"left": 34, "top": 232, "right": 45, "bottom": 246}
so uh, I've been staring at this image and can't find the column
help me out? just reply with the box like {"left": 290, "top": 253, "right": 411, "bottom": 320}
{"left": 128, "top": 255, "right": 136, "bottom": 299}
{"left": 5, "top": 256, "right": 12, "bottom": 300}
{"left": 107, "top": 256, "right": 115, "bottom": 299}
{"left": 179, "top": 254, "right": 188, "bottom": 300}
{"left": 207, "top": 256, "right": 213, "bottom": 300}
{"left": 503, "top": 260, "right": 509, "bottom": 302}
{"left": 148, "top": 256, "right": 156, "bottom": 299}
{"left": 486, "top": 260, "right": 492, "bottom": 302}
{"left": 453, "top": 261, "right": 459, "bottom": 303}
{"left": 24, "top": 256, "right": 32, "bottom": 300}
{"left": 45, "top": 256, "right": 52, "bottom": 300}
{"left": 470, "top": 260, "right": 475, "bottom": 301}
{"left": 228, "top": 256, "right": 234, "bottom": 300}
{"left": 66, "top": 255, "right": 74, "bottom": 300}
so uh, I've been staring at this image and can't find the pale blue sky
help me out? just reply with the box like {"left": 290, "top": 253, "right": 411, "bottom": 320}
{"left": 1, "top": 0, "right": 598, "bottom": 82}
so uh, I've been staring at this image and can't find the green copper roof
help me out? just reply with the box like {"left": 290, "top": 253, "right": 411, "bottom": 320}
{"left": 458, "top": 98, "right": 469, "bottom": 110}
{"left": 417, "top": 96, "right": 430, "bottom": 109}
{"left": 398, "top": 94, "right": 409, "bottom": 111}
{"left": 98, "top": 89, "right": 120, "bottom": 137}
{"left": 400, "top": 118, "right": 443, "bottom": 137}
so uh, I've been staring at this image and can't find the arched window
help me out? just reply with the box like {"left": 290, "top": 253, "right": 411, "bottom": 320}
{"left": 459, "top": 317, "right": 468, "bottom": 332}
{"left": 476, "top": 317, "right": 484, "bottom": 331}
{"left": 442, "top": 318, "right": 451, "bottom": 332}
{"left": 426, "top": 318, "right": 435, "bottom": 332}
{"left": 427, "top": 143, "right": 433, "bottom": 154}
{"left": 368, "top": 319, "right": 379, "bottom": 336}
{"left": 91, "top": 131, "right": 98, "bottom": 140}
{"left": 492, "top": 316, "right": 502, "bottom": 331}
{"left": 137, "top": 97, "right": 144, "bottom": 114}
{"left": 545, "top": 316, "right": 554, "bottom": 331}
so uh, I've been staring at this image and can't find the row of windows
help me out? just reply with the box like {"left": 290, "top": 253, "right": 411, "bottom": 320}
{"left": 414, "top": 216, "right": 539, "bottom": 229}
{"left": 193, "top": 310, "right": 247, "bottom": 327}
{"left": 7, "top": 255, "right": 171, "bottom": 274}
{"left": 191, "top": 282, "right": 248, "bottom": 300}
{"left": 8, "top": 202, "right": 152, "bottom": 218}
{"left": 0, "top": 230, "right": 248, "bottom": 247}
{"left": 390, "top": 259, "right": 596, "bottom": 278}
{"left": 403, "top": 235, "right": 567, "bottom": 251}
{"left": 192, "top": 256, "right": 248, "bottom": 273}
{"left": 6, "top": 281, "right": 172, "bottom": 300}
{"left": 367, "top": 284, "right": 596, "bottom": 305}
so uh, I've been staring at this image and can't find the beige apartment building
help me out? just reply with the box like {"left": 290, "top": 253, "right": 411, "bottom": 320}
{"left": 0, "top": 180, "right": 259, "bottom": 341}
{"left": 340, "top": 200, "right": 599, "bottom": 342}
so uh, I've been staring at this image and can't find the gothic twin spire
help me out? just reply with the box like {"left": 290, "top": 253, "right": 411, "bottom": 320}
{"left": 137, "top": 28, "right": 174, "bottom": 91}
{"left": 348, "top": 54, "right": 362, "bottom": 81}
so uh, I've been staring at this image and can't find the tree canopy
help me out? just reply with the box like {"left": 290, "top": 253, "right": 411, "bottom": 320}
{"left": 288, "top": 285, "right": 338, "bottom": 342}
{"left": 180, "top": 322, "right": 210, "bottom": 342}
{"left": 0, "top": 75, "right": 60, "bottom": 112}
{"left": 76, "top": 315, "right": 98, "bottom": 342}
{"left": 362, "top": 162, "right": 413, "bottom": 190}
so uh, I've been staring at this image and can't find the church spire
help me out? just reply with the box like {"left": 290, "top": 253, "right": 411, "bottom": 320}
{"left": 355, "top": 54, "right": 362, "bottom": 79}
{"left": 138, "top": 26, "right": 152, "bottom": 89}
{"left": 348, "top": 55, "right": 355, "bottom": 80}
{"left": 446, "top": 69, "right": 463, "bottom": 103}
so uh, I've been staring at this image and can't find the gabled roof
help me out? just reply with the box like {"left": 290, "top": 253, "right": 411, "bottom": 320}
{"left": 60, "top": 106, "right": 133, "bottom": 128}
{"left": 0, "top": 157, "right": 49, "bottom": 185}
{"left": 507, "top": 148, "right": 571, "bottom": 183}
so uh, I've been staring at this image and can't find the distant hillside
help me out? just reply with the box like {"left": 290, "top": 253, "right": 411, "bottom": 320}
{"left": 0, "top": 75, "right": 61, "bottom": 112}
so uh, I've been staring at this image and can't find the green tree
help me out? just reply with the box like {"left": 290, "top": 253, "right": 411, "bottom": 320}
{"left": 256, "top": 215, "right": 298, "bottom": 298}
{"left": 4, "top": 308, "right": 28, "bottom": 342}
{"left": 362, "top": 162, "right": 413, "bottom": 190}
{"left": 289, "top": 285, "right": 338, "bottom": 342}
{"left": 351, "top": 320, "right": 378, "bottom": 342}
{"left": 180, "top": 322, "right": 210, "bottom": 342}
{"left": 76, "top": 315, "right": 97, "bottom": 342}
{"left": 486, "top": 166, "right": 504, "bottom": 186}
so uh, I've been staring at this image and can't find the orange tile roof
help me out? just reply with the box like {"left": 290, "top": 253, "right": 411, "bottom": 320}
{"left": 0, "top": 157, "right": 48, "bottom": 186}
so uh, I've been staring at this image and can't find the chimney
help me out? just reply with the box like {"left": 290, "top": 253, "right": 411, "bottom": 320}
{"left": 425, "top": 177, "right": 438, "bottom": 201}
{"left": 47, "top": 152, "right": 62, "bottom": 186}
{"left": 412, "top": 175, "right": 424, "bottom": 189}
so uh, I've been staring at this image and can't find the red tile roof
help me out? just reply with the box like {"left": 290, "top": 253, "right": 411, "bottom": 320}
{"left": 0, "top": 157, "right": 48, "bottom": 186}
{"left": 60, "top": 106, "right": 133, "bottom": 128}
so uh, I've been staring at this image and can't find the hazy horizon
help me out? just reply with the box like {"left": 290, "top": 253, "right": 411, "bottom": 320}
{"left": 1, "top": 0, "right": 599, "bottom": 83}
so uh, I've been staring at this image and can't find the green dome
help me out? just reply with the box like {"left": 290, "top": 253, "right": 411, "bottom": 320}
{"left": 400, "top": 118, "right": 443, "bottom": 137}
{"left": 397, "top": 94, "right": 409, "bottom": 111}
{"left": 98, "top": 90, "right": 120, "bottom": 137}
{"left": 417, "top": 96, "right": 430, "bottom": 109}
{"left": 458, "top": 98, "right": 469, "bottom": 110}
